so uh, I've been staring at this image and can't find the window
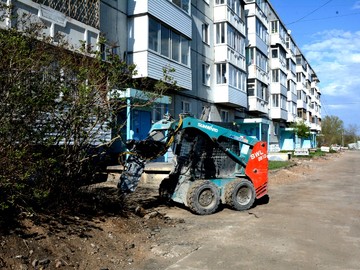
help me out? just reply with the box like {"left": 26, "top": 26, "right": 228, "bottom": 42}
{"left": 257, "top": 80, "right": 269, "bottom": 101}
{"left": 256, "top": 49, "right": 268, "bottom": 71}
{"left": 171, "top": 32, "right": 180, "bottom": 62}
{"left": 216, "top": 63, "right": 227, "bottom": 84}
{"left": 149, "top": 18, "right": 160, "bottom": 52}
{"left": 221, "top": 110, "right": 229, "bottom": 122}
{"left": 100, "top": 43, "right": 118, "bottom": 61}
{"left": 148, "top": 17, "right": 190, "bottom": 66}
{"left": 256, "top": 0, "right": 267, "bottom": 13}
{"left": 152, "top": 104, "right": 167, "bottom": 122}
{"left": 272, "top": 94, "right": 279, "bottom": 107}
{"left": 272, "top": 49, "right": 278, "bottom": 58}
{"left": 181, "top": 101, "right": 191, "bottom": 113}
{"left": 272, "top": 69, "right": 279, "bottom": 82}
{"left": 248, "top": 79, "right": 255, "bottom": 96}
{"left": 180, "top": 36, "right": 189, "bottom": 65}
{"left": 256, "top": 18, "right": 267, "bottom": 43}
{"left": 271, "top": 21, "right": 278, "bottom": 34}
{"left": 246, "top": 47, "right": 254, "bottom": 65}
{"left": 202, "top": 23, "right": 209, "bottom": 44}
{"left": 288, "top": 59, "right": 296, "bottom": 74}
{"left": 161, "top": 25, "right": 170, "bottom": 57}
{"left": 202, "top": 63, "right": 210, "bottom": 86}
{"left": 215, "top": 0, "right": 225, "bottom": 4}
{"left": 227, "top": 24, "right": 245, "bottom": 54}
{"left": 228, "top": 64, "right": 246, "bottom": 90}
{"left": 280, "top": 70, "right": 287, "bottom": 86}
{"left": 215, "top": 22, "right": 226, "bottom": 44}
{"left": 171, "top": 0, "right": 190, "bottom": 13}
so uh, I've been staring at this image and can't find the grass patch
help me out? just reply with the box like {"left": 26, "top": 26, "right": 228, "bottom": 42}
{"left": 269, "top": 160, "right": 293, "bottom": 170}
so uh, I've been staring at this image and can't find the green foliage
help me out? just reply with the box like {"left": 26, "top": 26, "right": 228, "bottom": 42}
{"left": 290, "top": 120, "right": 310, "bottom": 139}
{"left": 269, "top": 160, "right": 293, "bottom": 170}
{"left": 318, "top": 115, "right": 344, "bottom": 146}
{"left": 0, "top": 6, "right": 175, "bottom": 222}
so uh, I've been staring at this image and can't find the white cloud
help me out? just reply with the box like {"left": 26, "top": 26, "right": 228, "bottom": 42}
{"left": 302, "top": 29, "right": 360, "bottom": 98}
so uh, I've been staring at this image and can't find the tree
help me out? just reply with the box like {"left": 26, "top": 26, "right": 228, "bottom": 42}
{"left": 0, "top": 6, "right": 176, "bottom": 221}
{"left": 319, "top": 115, "right": 344, "bottom": 146}
{"left": 343, "top": 124, "right": 360, "bottom": 146}
{"left": 290, "top": 120, "right": 310, "bottom": 139}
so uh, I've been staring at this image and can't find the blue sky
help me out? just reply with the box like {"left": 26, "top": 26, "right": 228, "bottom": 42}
{"left": 270, "top": 0, "right": 360, "bottom": 130}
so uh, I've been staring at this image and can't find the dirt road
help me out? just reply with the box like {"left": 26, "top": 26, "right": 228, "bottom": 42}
{"left": 2, "top": 151, "right": 360, "bottom": 270}
{"left": 141, "top": 151, "right": 360, "bottom": 270}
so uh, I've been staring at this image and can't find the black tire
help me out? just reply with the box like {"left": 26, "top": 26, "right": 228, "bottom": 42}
{"left": 225, "top": 179, "right": 255, "bottom": 211}
{"left": 187, "top": 180, "right": 220, "bottom": 215}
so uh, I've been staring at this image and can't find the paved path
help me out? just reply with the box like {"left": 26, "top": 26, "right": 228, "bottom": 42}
{"left": 163, "top": 151, "right": 360, "bottom": 270}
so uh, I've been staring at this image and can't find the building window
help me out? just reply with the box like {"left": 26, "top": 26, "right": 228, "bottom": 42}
{"left": 272, "top": 94, "right": 279, "bottom": 107}
{"left": 272, "top": 69, "right": 279, "bottom": 83}
{"left": 228, "top": 64, "right": 246, "bottom": 90}
{"left": 171, "top": 0, "right": 190, "bottom": 14}
{"left": 272, "top": 48, "right": 278, "bottom": 58}
{"left": 296, "top": 72, "right": 303, "bottom": 83}
{"left": 227, "top": 24, "right": 245, "bottom": 54}
{"left": 256, "top": 49, "right": 268, "bottom": 72}
{"left": 256, "top": 18, "right": 267, "bottom": 43}
{"left": 216, "top": 63, "right": 227, "bottom": 84}
{"left": 181, "top": 101, "right": 191, "bottom": 113}
{"left": 202, "top": 63, "right": 210, "bottom": 86}
{"left": 171, "top": 32, "right": 180, "bottom": 62}
{"left": 180, "top": 36, "right": 189, "bottom": 65}
{"left": 271, "top": 21, "right": 278, "bottom": 34}
{"left": 257, "top": 80, "right": 269, "bottom": 101}
{"left": 246, "top": 47, "right": 254, "bottom": 65}
{"left": 148, "top": 17, "right": 190, "bottom": 66}
{"left": 152, "top": 104, "right": 167, "bottom": 122}
{"left": 248, "top": 79, "right": 255, "bottom": 96}
{"left": 161, "top": 25, "right": 170, "bottom": 57}
{"left": 149, "top": 18, "right": 160, "bottom": 52}
{"left": 202, "top": 23, "right": 209, "bottom": 44}
{"left": 221, "top": 110, "right": 229, "bottom": 122}
{"left": 215, "top": 22, "right": 226, "bottom": 44}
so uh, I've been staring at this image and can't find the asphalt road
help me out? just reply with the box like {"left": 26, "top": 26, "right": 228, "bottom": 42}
{"left": 160, "top": 151, "right": 360, "bottom": 270}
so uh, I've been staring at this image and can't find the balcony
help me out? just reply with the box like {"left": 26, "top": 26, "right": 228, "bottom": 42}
{"left": 213, "top": 85, "right": 248, "bottom": 108}
{"left": 270, "top": 107, "right": 287, "bottom": 120}
{"left": 33, "top": 0, "right": 99, "bottom": 28}
{"left": 128, "top": 0, "right": 191, "bottom": 38}
{"left": 214, "top": 5, "right": 246, "bottom": 37}
{"left": 297, "top": 100, "right": 308, "bottom": 110}
{"left": 214, "top": 45, "right": 246, "bottom": 71}
{"left": 247, "top": 65, "right": 268, "bottom": 83}
{"left": 248, "top": 96, "right": 268, "bottom": 114}
{"left": 270, "top": 33, "right": 286, "bottom": 50}
{"left": 287, "top": 91, "right": 297, "bottom": 103}
{"left": 131, "top": 50, "right": 192, "bottom": 90}
{"left": 5, "top": 0, "right": 100, "bottom": 50}
{"left": 287, "top": 112, "right": 296, "bottom": 123}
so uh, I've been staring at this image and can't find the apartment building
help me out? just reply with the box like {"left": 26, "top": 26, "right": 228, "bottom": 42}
{"left": 2, "top": 0, "right": 322, "bottom": 156}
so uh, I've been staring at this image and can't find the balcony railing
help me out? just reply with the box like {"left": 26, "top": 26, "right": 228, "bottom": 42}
{"left": 33, "top": 0, "right": 99, "bottom": 28}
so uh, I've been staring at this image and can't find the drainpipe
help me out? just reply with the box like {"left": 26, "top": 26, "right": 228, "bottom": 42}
{"left": 126, "top": 98, "right": 131, "bottom": 140}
